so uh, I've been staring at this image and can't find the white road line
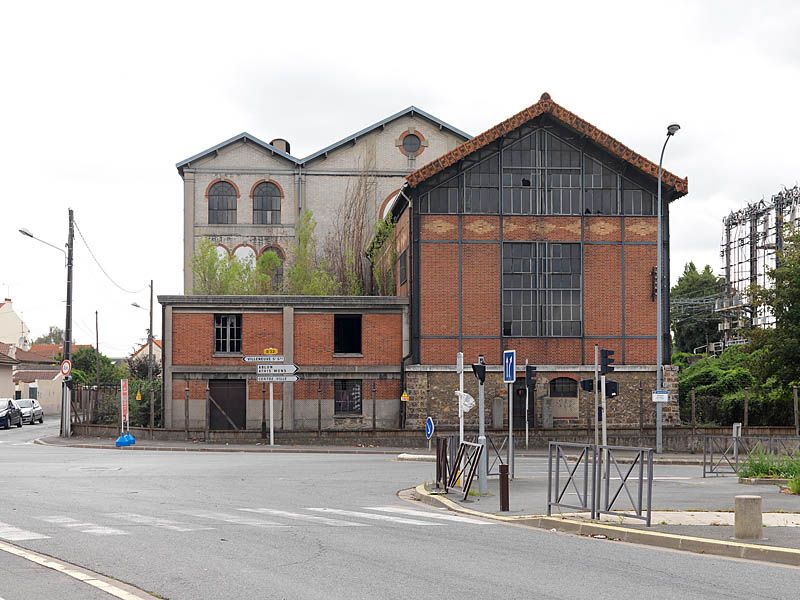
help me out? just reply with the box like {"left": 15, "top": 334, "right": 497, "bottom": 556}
{"left": 107, "top": 513, "right": 213, "bottom": 532}
{"left": 307, "top": 508, "right": 443, "bottom": 526}
{"left": 181, "top": 511, "right": 289, "bottom": 528}
{"left": 0, "top": 521, "right": 49, "bottom": 541}
{"left": 238, "top": 508, "right": 367, "bottom": 527}
{"left": 36, "top": 516, "right": 128, "bottom": 536}
{"left": 364, "top": 506, "right": 493, "bottom": 525}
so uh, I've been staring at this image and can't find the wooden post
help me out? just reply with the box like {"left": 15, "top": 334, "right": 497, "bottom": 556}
{"left": 184, "top": 385, "right": 189, "bottom": 440}
{"left": 794, "top": 386, "right": 799, "bottom": 438}
{"left": 205, "top": 386, "right": 210, "bottom": 442}
{"left": 743, "top": 388, "right": 749, "bottom": 433}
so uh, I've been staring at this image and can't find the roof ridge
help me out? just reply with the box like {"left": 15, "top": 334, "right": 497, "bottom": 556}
{"left": 407, "top": 93, "right": 688, "bottom": 196}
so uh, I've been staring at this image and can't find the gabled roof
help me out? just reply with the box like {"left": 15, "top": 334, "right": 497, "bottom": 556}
{"left": 176, "top": 132, "right": 299, "bottom": 175}
{"left": 407, "top": 93, "right": 688, "bottom": 198}
{"left": 0, "top": 351, "right": 18, "bottom": 366}
{"left": 297, "top": 106, "right": 470, "bottom": 166}
{"left": 13, "top": 369, "right": 59, "bottom": 384}
{"left": 176, "top": 107, "right": 471, "bottom": 174}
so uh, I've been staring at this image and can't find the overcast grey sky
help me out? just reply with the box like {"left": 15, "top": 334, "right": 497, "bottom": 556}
{"left": 2, "top": 0, "right": 798, "bottom": 355}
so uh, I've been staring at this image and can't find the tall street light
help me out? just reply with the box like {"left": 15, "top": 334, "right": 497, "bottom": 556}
{"left": 19, "top": 209, "right": 74, "bottom": 438}
{"left": 656, "top": 124, "right": 680, "bottom": 454}
{"left": 132, "top": 279, "right": 155, "bottom": 429}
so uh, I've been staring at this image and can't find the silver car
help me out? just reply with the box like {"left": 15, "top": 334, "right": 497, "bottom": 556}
{"left": 17, "top": 398, "right": 44, "bottom": 424}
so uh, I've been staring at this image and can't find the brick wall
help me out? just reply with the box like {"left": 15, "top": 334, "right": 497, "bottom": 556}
{"left": 293, "top": 313, "right": 402, "bottom": 366}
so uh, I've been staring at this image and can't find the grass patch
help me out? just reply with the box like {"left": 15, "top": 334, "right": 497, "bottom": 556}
{"left": 738, "top": 450, "right": 800, "bottom": 479}
{"left": 788, "top": 476, "right": 800, "bottom": 495}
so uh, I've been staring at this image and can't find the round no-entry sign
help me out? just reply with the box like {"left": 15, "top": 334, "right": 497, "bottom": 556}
{"left": 60, "top": 359, "right": 72, "bottom": 377}
{"left": 425, "top": 416, "right": 435, "bottom": 440}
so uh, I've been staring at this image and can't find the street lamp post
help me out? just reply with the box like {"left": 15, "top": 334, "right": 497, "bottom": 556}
{"left": 656, "top": 124, "right": 680, "bottom": 454}
{"left": 132, "top": 279, "right": 155, "bottom": 430}
{"left": 19, "top": 208, "right": 74, "bottom": 438}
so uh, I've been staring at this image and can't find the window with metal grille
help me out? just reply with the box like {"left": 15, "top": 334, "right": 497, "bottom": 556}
{"left": 464, "top": 155, "right": 500, "bottom": 214}
{"left": 334, "top": 379, "right": 362, "bottom": 415}
{"left": 584, "top": 156, "right": 620, "bottom": 215}
{"left": 402, "top": 134, "right": 421, "bottom": 155}
{"left": 253, "top": 182, "right": 281, "bottom": 224}
{"left": 549, "top": 377, "right": 578, "bottom": 397}
{"left": 502, "top": 130, "right": 581, "bottom": 215}
{"left": 502, "top": 242, "right": 582, "bottom": 337}
{"left": 334, "top": 314, "right": 362, "bottom": 354}
{"left": 398, "top": 249, "right": 407, "bottom": 285}
{"left": 622, "top": 178, "right": 656, "bottom": 216}
{"left": 214, "top": 314, "right": 242, "bottom": 353}
{"left": 418, "top": 175, "right": 460, "bottom": 214}
{"left": 208, "top": 181, "right": 237, "bottom": 224}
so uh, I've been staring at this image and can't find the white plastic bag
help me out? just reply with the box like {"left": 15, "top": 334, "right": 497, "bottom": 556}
{"left": 454, "top": 390, "right": 476, "bottom": 413}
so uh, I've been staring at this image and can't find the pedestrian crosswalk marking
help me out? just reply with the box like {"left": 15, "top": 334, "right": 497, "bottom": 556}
{"left": 107, "top": 512, "right": 213, "bottom": 532}
{"left": 181, "top": 510, "right": 289, "bottom": 528}
{"left": 238, "top": 508, "right": 368, "bottom": 527}
{"left": 307, "top": 508, "right": 443, "bottom": 526}
{"left": 364, "top": 506, "right": 493, "bottom": 525}
{"left": 36, "top": 516, "right": 128, "bottom": 536}
{"left": 0, "top": 521, "right": 49, "bottom": 541}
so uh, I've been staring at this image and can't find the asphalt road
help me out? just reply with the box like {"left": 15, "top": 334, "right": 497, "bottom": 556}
{"left": 0, "top": 421, "right": 798, "bottom": 599}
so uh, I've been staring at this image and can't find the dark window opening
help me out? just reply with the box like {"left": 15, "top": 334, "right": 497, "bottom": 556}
{"left": 208, "top": 181, "right": 237, "bottom": 224}
{"left": 334, "top": 379, "right": 362, "bottom": 415}
{"left": 398, "top": 250, "right": 407, "bottom": 285}
{"left": 402, "top": 134, "right": 421, "bottom": 155}
{"left": 334, "top": 314, "right": 362, "bottom": 354}
{"left": 549, "top": 377, "right": 578, "bottom": 397}
{"left": 214, "top": 314, "right": 242, "bottom": 353}
{"left": 253, "top": 182, "right": 281, "bottom": 224}
{"left": 623, "top": 178, "right": 656, "bottom": 216}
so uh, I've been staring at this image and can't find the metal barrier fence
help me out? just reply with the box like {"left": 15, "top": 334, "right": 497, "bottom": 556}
{"left": 596, "top": 445, "right": 654, "bottom": 526}
{"left": 547, "top": 442, "right": 596, "bottom": 519}
{"left": 547, "top": 442, "right": 654, "bottom": 526}
{"left": 703, "top": 435, "right": 800, "bottom": 477}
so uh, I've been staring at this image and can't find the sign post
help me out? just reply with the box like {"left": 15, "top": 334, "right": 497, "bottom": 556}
{"left": 503, "top": 350, "right": 516, "bottom": 479}
{"left": 121, "top": 378, "right": 129, "bottom": 433}
{"left": 652, "top": 389, "right": 669, "bottom": 454}
{"left": 456, "top": 352, "right": 465, "bottom": 484}
{"left": 425, "top": 416, "right": 435, "bottom": 451}
{"left": 244, "top": 349, "right": 297, "bottom": 447}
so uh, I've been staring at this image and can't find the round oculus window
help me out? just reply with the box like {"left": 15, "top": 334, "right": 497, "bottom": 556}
{"left": 402, "top": 133, "right": 422, "bottom": 155}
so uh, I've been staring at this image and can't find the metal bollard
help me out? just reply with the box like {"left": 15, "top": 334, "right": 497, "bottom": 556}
{"left": 499, "top": 464, "right": 509, "bottom": 512}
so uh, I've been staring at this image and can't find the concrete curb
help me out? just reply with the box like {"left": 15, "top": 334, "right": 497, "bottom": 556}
{"left": 739, "top": 477, "right": 789, "bottom": 485}
{"left": 32, "top": 437, "right": 422, "bottom": 456}
{"left": 410, "top": 484, "right": 800, "bottom": 567}
{"left": 397, "top": 453, "right": 436, "bottom": 462}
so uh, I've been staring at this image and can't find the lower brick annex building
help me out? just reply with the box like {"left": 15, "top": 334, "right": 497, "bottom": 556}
{"left": 160, "top": 94, "right": 687, "bottom": 437}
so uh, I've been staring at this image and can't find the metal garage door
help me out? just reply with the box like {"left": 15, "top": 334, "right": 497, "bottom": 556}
{"left": 209, "top": 379, "right": 246, "bottom": 430}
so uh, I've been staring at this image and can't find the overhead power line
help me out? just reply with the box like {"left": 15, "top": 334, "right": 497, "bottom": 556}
{"left": 73, "top": 220, "right": 148, "bottom": 295}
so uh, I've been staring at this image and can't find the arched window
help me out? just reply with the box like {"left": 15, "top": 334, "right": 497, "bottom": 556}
{"left": 208, "top": 181, "right": 237, "bottom": 224}
{"left": 253, "top": 182, "right": 281, "bottom": 225}
{"left": 215, "top": 245, "right": 229, "bottom": 260}
{"left": 233, "top": 245, "right": 256, "bottom": 266}
{"left": 549, "top": 377, "right": 578, "bottom": 398}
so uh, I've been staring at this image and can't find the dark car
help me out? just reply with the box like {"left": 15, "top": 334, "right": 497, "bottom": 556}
{"left": 0, "top": 398, "right": 23, "bottom": 429}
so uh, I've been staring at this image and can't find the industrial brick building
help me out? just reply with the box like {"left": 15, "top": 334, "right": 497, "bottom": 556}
{"left": 162, "top": 94, "right": 687, "bottom": 436}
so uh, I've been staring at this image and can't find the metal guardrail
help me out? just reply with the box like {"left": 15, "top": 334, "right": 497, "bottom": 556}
{"left": 547, "top": 442, "right": 654, "bottom": 526}
{"left": 703, "top": 435, "right": 800, "bottom": 477}
{"left": 596, "top": 446, "right": 654, "bottom": 527}
{"left": 547, "top": 442, "right": 597, "bottom": 519}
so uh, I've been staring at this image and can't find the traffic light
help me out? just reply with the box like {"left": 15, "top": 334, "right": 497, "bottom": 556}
{"left": 600, "top": 348, "right": 615, "bottom": 375}
{"left": 579, "top": 379, "right": 594, "bottom": 393}
{"left": 472, "top": 363, "right": 486, "bottom": 384}
{"left": 525, "top": 364, "right": 536, "bottom": 388}
{"left": 605, "top": 380, "right": 618, "bottom": 398}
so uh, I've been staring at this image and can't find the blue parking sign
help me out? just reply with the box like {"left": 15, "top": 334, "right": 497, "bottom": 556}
{"left": 503, "top": 350, "right": 516, "bottom": 384}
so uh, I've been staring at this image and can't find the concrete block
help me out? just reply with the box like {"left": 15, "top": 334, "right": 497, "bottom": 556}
{"left": 734, "top": 495, "right": 763, "bottom": 540}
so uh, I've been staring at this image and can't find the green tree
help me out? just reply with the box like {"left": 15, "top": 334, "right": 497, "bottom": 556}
{"left": 670, "top": 262, "right": 724, "bottom": 353}
{"left": 33, "top": 325, "right": 64, "bottom": 345}
{"left": 70, "top": 346, "right": 126, "bottom": 385}
{"left": 192, "top": 239, "right": 282, "bottom": 295}
{"left": 284, "top": 211, "right": 338, "bottom": 295}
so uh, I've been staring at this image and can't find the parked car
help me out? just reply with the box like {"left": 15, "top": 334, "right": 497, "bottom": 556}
{"left": 17, "top": 398, "right": 44, "bottom": 424}
{"left": 0, "top": 398, "right": 23, "bottom": 429}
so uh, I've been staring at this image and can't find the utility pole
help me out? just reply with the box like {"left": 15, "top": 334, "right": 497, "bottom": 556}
{"left": 148, "top": 280, "right": 154, "bottom": 430}
{"left": 472, "top": 355, "right": 488, "bottom": 495}
{"left": 95, "top": 311, "right": 100, "bottom": 389}
{"left": 62, "top": 208, "right": 74, "bottom": 438}
{"left": 593, "top": 344, "right": 599, "bottom": 447}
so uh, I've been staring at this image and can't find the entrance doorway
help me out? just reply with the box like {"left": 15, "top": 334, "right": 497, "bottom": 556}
{"left": 512, "top": 378, "right": 533, "bottom": 429}
{"left": 208, "top": 379, "right": 246, "bottom": 430}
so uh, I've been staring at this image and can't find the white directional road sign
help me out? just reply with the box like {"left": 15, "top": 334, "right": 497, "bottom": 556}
{"left": 243, "top": 355, "right": 285, "bottom": 363}
{"left": 256, "top": 375, "right": 298, "bottom": 383}
{"left": 256, "top": 364, "right": 298, "bottom": 375}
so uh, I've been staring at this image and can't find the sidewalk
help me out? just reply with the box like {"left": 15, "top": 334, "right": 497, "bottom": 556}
{"left": 35, "top": 435, "right": 425, "bottom": 455}
{"left": 411, "top": 466, "right": 800, "bottom": 565}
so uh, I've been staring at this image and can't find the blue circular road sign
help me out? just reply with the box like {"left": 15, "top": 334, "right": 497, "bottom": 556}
{"left": 425, "top": 416, "right": 435, "bottom": 440}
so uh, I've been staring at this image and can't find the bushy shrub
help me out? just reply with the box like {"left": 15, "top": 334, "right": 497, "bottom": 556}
{"left": 738, "top": 450, "right": 800, "bottom": 479}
